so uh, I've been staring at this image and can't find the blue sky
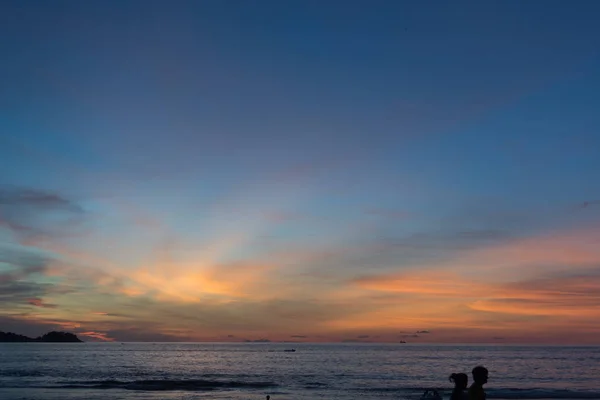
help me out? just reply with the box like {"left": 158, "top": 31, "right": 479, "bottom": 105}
{"left": 1, "top": 0, "right": 600, "bottom": 343}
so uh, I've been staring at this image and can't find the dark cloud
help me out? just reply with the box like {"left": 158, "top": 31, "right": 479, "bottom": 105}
{"left": 0, "top": 187, "right": 81, "bottom": 210}
{"left": 27, "top": 298, "right": 57, "bottom": 308}
{"left": 0, "top": 246, "right": 54, "bottom": 310}
{"left": 380, "top": 229, "right": 513, "bottom": 251}
{"left": 357, "top": 335, "right": 370, "bottom": 339}
{"left": 227, "top": 334, "right": 235, "bottom": 338}
{"left": 582, "top": 201, "right": 600, "bottom": 208}
{"left": 400, "top": 334, "right": 420, "bottom": 338}
{"left": 91, "top": 312, "right": 129, "bottom": 317}
{"left": 0, "top": 281, "right": 51, "bottom": 304}
{"left": 0, "top": 186, "right": 86, "bottom": 241}
{"left": 443, "top": 199, "right": 548, "bottom": 234}
{"left": 416, "top": 330, "right": 430, "bottom": 334}
{"left": 306, "top": 228, "right": 517, "bottom": 278}
{"left": 0, "top": 245, "right": 49, "bottom": 275}
{"left": 290, "top": 335, "right": 307, "bottom": 338}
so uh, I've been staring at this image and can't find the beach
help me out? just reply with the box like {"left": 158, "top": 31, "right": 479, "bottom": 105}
{"left": 1, "top": 343, "right": 599, "bottom": 399}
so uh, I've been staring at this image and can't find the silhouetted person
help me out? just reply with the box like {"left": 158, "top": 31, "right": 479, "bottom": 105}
{"left": 266, "top": 396, "right": 270, "bottom": 400}
{"left": 468, "top": 366, "right": 489, "bottom": 400}
{"left": 449, "top": 372, "right": 469, "bottom": 400}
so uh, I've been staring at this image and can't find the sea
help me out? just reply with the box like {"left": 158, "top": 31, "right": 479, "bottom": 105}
{"left": 0, "top": 343, "right": 599, "bottom": 400}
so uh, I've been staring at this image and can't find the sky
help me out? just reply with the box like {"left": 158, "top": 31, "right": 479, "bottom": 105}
{"left": 1, "top": 0, "right": 600, "bottom": 344}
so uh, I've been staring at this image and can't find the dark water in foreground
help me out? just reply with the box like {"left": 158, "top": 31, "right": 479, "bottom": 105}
{"left": 1, "top": 343, "right": 599, "bottom": 399}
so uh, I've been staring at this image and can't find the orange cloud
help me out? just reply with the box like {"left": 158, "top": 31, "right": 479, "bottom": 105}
{"left": 353, "top": 271, "right": 494, "bottom": 298}
{"left": 80, "top": 331, "right": 114, "bottom": 341}
{"left": 343, "top": 226, "right": 600, "bottom": 340}
{"left": 116, "top": 260, "right": 275, "bottom": 303}
{"left": 27, "top": 298, "right": 57, "bottom": 308}
{"left": 446, "top": 226, "right": 600, "bottom": 280}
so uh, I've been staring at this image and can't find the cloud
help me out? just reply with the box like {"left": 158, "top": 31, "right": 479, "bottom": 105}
{"left": 337, "top": 226, "right": 600, "bottom": 341}
{"left": 0, "top": 244, "right": 50, "bottom": 275}
{"left": 468, "top": 271, "right": 600, "bottom": 318}
{"left": 80, "top": 331, "right": 114, "bottom": 341}
{"left": 582, "top": 201, "right": 600, "bottom": 208}
{"left": 356, "top": 335, "right": 370, "bottom": 339}
{"left": 0, "top": 246, "right": 55, "bottom": 309}
{"left": 89, "top": 311, "right": 129, "bottom": 317}
{"left": 0, "top": 186, "right": 86, "bottom": 242}
{"left": 364, "top": 208, "right": 408, "bottom": 219}
{"left": 263, "top": 211, "right": 306, "bottom": 223}
{"left": 353, "top": 270, "right": 492, "bottom": 297}
{"left": 290, "top": 335, "right": 307, "bottom": 338}
{"left": 0, "top": 189, "right": 71, "bottom": 209}
{"left": 27, "top": 298, "right": 57, "bottom": 308}
{"left": 104, "top": 328, "right": 193, "bottom": 342}
{"left": 416, "top": 330, "right": 430, "bottom": 334}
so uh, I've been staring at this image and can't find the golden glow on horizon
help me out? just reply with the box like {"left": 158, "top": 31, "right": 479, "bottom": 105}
{"left": 6, "top": 209, "right": 600, "bottom": 343}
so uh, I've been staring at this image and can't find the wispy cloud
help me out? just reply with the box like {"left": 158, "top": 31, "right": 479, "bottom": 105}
{"left": 0, "top": 186, "right": 87, "bottom": 243}
{"left": 79, "top": 331, "right": 114, "bottom": 341}
{"left": 582, "top": 200, "right": 600, "bottom": 208}
{"left": 27, "top": 298, "right": 57, "bottom": 308}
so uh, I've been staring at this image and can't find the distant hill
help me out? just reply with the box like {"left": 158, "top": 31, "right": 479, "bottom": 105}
{"left": 0, "top": 332, "right": 31, "bottom": 342}
{"left": 0, "top": 331, "right": 83, "bottom": 343}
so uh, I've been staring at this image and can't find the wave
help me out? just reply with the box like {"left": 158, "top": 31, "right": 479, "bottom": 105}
{"left": 44, "top": 379, "right": 277, "bottom": 391}
{"left": 2, "top": 376, "right": 600, "bottom": 398}
{"left": 358, "top": 387, "right": 600, "bottom": 399}
{"left": 487, "top": 388, "right": 600, "bottom": 399}
{"left": 0, "top": 369, "right": 46, "bottom": 377}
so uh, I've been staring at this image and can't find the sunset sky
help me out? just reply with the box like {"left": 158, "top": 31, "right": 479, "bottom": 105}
{"left": 1, "top": 1, "right": 600, "bottom": 344}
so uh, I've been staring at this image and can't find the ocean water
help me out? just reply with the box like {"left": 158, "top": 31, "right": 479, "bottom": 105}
{"left": 1, "top": 343, "right": 599, "bottom": 400}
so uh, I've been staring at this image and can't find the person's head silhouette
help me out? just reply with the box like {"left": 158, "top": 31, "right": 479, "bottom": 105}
{"left": 449, "top": 373, "right": 468, "bottom": 390}
{"left": 472, "top": 366, "right": 488, "bottom": 385}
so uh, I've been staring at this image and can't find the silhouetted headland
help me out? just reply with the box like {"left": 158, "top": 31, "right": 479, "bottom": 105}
{"left": 0, "top": 331, "right": 83, "bottom": 342}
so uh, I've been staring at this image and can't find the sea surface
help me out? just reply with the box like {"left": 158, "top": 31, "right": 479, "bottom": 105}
{"left": 1, "top": 343, "right": 599, "bottom": 400}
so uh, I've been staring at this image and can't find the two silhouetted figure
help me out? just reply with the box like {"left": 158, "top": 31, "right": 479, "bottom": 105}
{"left": 449, "top": 366, "right": 488, "bottom": 400}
